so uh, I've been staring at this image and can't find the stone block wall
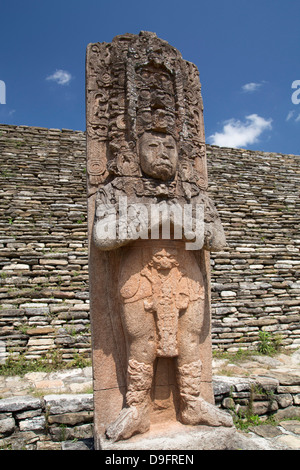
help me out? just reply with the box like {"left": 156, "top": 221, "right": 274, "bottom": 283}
{"left": 1, "top": 374, "right": 299, "bottom": 450}
{"left": 0, "top": 125, "right": 89, "bottom": 362}
{"left": 0, "top": 394, "right": 94, "bottom": 450}
{"left": 214, "top": 374, "right": 300, "bottom": 421}
{"left": 207, "top": 146, "right": 300, "bottom": 351}
{"left": 0, "top": 124, "right": 299, "bottom": 360}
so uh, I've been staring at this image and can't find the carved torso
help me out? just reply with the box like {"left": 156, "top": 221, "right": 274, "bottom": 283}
{"left": 119, "top": 242, "right": 204, "bottom": 357}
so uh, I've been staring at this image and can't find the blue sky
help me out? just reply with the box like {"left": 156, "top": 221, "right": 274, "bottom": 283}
{"left": 0, "top": 0, "right": 299, "bottom": 155}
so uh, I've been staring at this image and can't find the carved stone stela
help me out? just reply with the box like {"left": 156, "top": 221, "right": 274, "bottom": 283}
{"left": 86, "top": 32, "right": 233, "bottom": 448}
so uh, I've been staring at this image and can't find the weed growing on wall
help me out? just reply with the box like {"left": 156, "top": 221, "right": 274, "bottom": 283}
{"left": 257, "top": 331, "right": 282, "bottom": 355}
{"left": 0, "top": 350, "right": 91, "bottom": 376}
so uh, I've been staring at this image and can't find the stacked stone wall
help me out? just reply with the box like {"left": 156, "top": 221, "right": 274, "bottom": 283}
{"left": 1, "top": 373, "right": 300, "bottom": 450}
{"left": 0, "top": 125, "right": 89, "bottom": 362}
{"left": 207, "top": 146, "right": 300, "bottom": 351}
{"left": 0, "top": 124, "right": 299, "bottom": 360}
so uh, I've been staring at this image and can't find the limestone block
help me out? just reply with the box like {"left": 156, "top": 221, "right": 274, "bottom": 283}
{"left": 0, "top": 415, "right": 15, "bottom": 436}
{"left": 274, "top": 406, "right": 300, "bottom": 420}
{"left": 276, "top": 393, "right": 293, "bottom": 408}
{"left": 275, "top": 434, "right": 300, "bottom": 450}
{"left": 0, "top": 396, "right": 42, "bottom": 413}
{"left": 19, "top": 416, "right": 46, "bottom": 432}
{"left": 27, "top": 338, "right": 54, "bottom": 347}
{"left": 44, "top": 394, "right": 93, "bottom": 415}
{"left": 49, "top": 423, "right": 93, "bottom": 442}
{"left": 47, "top": 411, "right": 93, "bottom": 426}
{"left": 252, "top": 400, "right": 278, "bottom": 415}
{"left": 293, "top": 394, "right": 300, "bottom": 405}
{"left": 221, "top": 291, "right": 236, "bottom": 297}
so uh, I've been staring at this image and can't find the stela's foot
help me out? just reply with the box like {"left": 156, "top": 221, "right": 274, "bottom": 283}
{"left": 105, "top": 405, "right": 150, "bottom": 442}
{"left": 180, "top": 397, "right": 233, "bottom": 428}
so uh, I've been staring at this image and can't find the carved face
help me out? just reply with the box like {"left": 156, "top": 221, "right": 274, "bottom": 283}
{"left": 152, "top": 249, "right": 178, "bottom": 271}
{"left": 138, "top": 132, "right": 178, "bottom": 181}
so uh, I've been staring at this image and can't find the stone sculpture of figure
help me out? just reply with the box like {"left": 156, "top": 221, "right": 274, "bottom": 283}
{"left": 86, "top": 32, "right": 233, "bottom": 448}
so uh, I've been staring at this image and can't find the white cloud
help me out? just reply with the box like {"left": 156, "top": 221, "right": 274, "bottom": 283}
{"left": 46, "top": 69, "right": 72, "bottom": 85}
{"left": 286, "top": 110, "right": 295, "bottom": 121}
{"left": 208, "top": 114, "right": 272, "bottom": 148}
{"left": 286, "top": 110, "right": 300, "bottom": 123}
{"left": 242, "top": 82, "right": 263, "bottom": 93}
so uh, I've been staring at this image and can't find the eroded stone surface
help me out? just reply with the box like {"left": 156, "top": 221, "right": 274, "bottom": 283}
{"left": 86, "top": 32, "right": 229, "bottom": 445}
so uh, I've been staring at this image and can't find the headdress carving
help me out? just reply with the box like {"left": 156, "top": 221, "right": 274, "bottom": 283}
{"left": 86, "top": 31, "right": 207, "bottom": 191}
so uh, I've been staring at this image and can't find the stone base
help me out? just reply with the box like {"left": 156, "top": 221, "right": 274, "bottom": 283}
{"left": 95, "top": 421, "right": 237, "bottom": 450}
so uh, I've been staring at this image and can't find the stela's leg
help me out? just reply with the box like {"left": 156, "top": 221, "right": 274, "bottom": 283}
{"left": 176, "top": 301, "right": 233, "bottom": 427}
{"left": 105, "top": 300, "right": 157, "bottom": 441}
